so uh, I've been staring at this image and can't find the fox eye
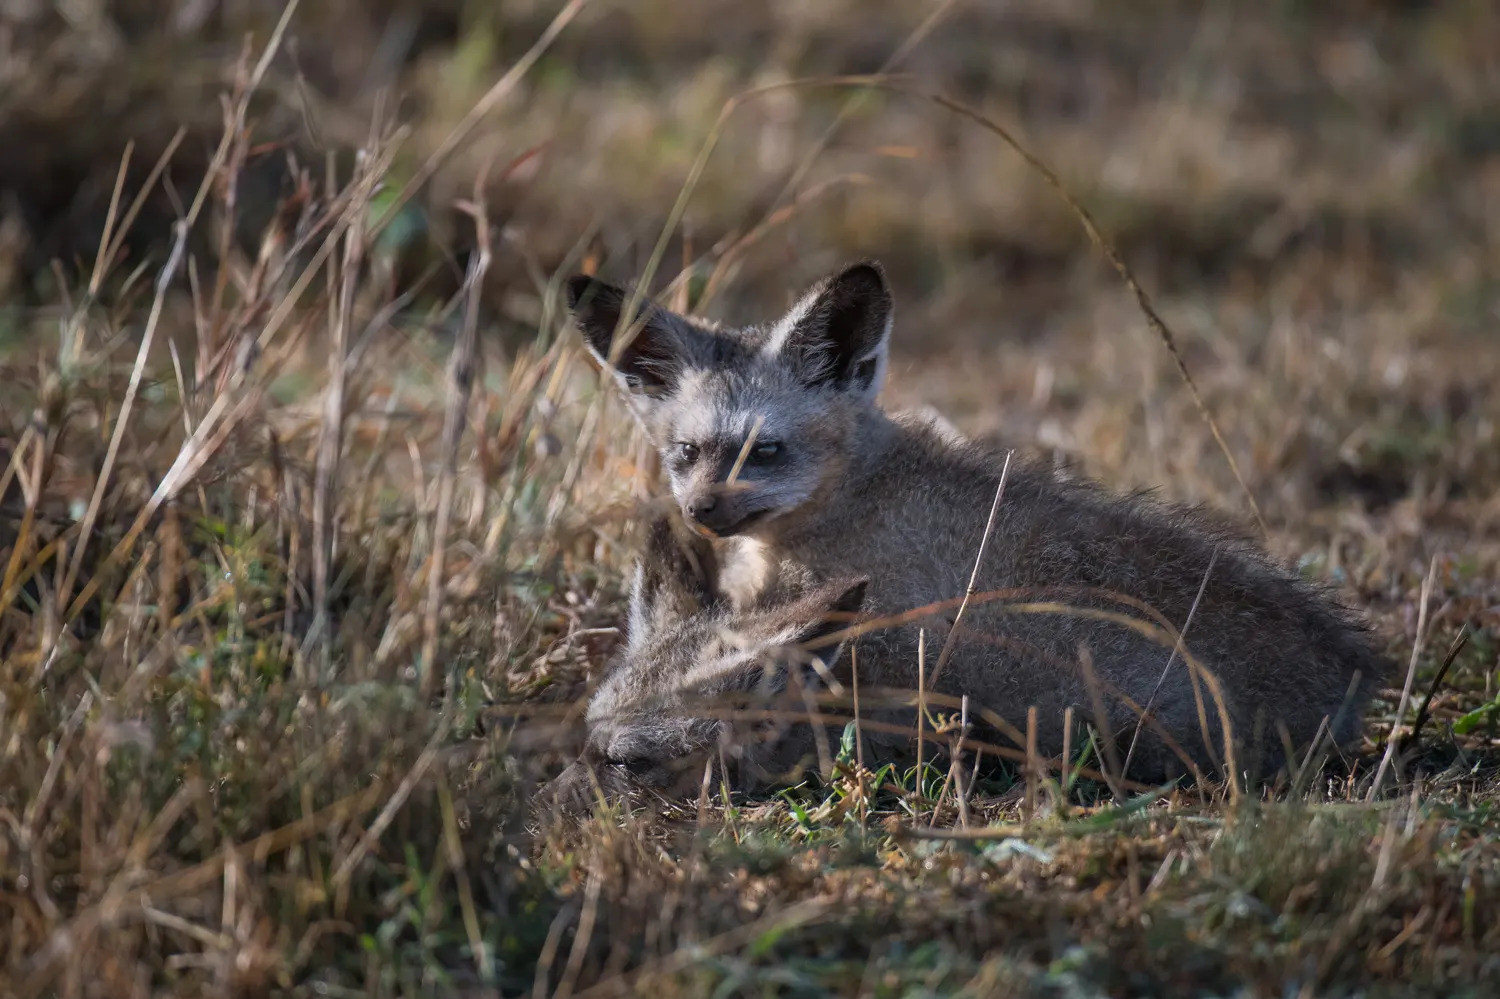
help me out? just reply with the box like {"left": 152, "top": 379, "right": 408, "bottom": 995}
{"left": 675, "top": 442, "right": 700, "bottom": 464}
{"left": 750, "top": 441, "right": 782, "bottom": 462}
{"left": 610, "top": 754, "right": 655, "bottom": 776}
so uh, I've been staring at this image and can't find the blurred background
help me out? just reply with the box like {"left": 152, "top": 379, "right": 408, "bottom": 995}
{"left": 4, "top": 1, "right": 1496, "bottom": 535}
{"left": 2, "top": 0, "right": 1500, "bottom": 498}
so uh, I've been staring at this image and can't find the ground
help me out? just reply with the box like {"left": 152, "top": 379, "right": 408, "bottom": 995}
{"left": 1, "top": 1, "right": 1499, "bottom": 996}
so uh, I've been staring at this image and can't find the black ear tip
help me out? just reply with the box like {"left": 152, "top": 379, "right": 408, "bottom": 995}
{"left": 822, "top": 573, "right": 870, "bottom": 618}
{"left": 835, "top": 260, "right": 888, "bottom": 295}
{"left": 565, "top": 274, "right": 601, "bottom": 311}
{"left": 834, "top": 578, "right": 869, "bottom": 615}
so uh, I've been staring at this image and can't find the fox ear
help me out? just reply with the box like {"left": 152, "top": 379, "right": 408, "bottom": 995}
{"left": 769, "top": 262, "right": 892, "bottom": 398}
{"left": 785, "top": 578, "right": 869, "bottom": 663}
{"left": 567, "top": 275, "right": 689, "bottom": 397}
{"left": 627, "top": 514, "right": 721, "bottom": 649}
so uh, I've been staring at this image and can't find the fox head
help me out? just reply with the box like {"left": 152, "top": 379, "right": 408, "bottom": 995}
{"left": 542, "top": 516, "right": 868, "bottom": 814}
{"left": 567, "top": 262, "right": 893, "bottom": 539}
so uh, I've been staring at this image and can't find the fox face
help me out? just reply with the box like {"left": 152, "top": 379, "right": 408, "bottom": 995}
{"left": 567, "top": 262, "right": 893, "bottom": 539}
{"left": 542, "top": 516, "right": 868, "bottom": 814}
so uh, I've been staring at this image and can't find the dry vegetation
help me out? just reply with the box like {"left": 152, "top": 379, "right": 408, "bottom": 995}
{"left": 2, "top": 1, "right": 1499, "bottom": 995}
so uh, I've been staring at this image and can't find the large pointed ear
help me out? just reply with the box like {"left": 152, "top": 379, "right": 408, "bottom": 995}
{"left": 626, "top": 513, "right": 721, "bottom": 649}
{"left": 769, "top": 262, "right": 892, "bottom": 398}
{"left": 566, "top": 275, "right": 690, "bottom": 397}
{"left": 781, "top": 578, "right": 869, "bottom": 662}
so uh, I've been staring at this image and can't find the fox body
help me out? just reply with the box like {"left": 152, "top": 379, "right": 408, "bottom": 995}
{"left": 564, "top": 262, "right": 1391, "bottom": 787}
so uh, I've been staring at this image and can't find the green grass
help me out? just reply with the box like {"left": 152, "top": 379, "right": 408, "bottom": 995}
{"left": 2, "top": 1, "right": 1500, "bottom": 996}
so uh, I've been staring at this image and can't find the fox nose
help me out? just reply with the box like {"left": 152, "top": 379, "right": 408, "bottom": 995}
{"left": 687, "top": 495, "right": 718, "bottom": 523}
{"left": 688, "top": 500, "right": 755, "bottom": 535}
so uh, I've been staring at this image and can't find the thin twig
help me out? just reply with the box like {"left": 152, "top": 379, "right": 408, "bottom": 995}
{"left": 1078, "top": 646, "right": 1128, "bottom": 805}
{"left": 724, "top": 413, "right": 765, "bottom": 486}
{"left": 925, "top": 91, "right": 1268, "bottom": 539}
{"left": 1024, "top": 705, "right": 1039, "bottom": 820}
{"left": 1124, "top": 546, "right": 1219, "bottom": 774}
{"left": 930, "top": 450, "right": 1011, "bottom": 689}
{"left": 1402, "top": 625, "right": 1470, "bottom": 753}
{"left": 915, "top": 627, "right": 926, "bottom": 811}
{"left": 310, "top": 153, "right": 368, "bottom": 681}
{"left": 955, "top": 695, "right": 972, "bottom": 828}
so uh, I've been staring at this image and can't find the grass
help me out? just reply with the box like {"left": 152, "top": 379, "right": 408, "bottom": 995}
{"left": 3, "top": 1, "right": 1500, "bottom": 995}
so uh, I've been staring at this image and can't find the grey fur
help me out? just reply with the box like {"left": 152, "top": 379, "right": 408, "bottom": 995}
{"left": 540, "top": 515, "right": 867, "bottom": 815}
{"left": 564, "top": 260, "right": 1392, "bottom": 793}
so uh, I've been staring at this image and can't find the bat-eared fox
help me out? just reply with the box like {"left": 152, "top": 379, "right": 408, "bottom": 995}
{"left": 542, "top": 261, "right": 1390, "bottom": 813}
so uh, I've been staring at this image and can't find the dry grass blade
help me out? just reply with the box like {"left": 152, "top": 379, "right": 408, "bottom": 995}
{"left": 555, "top": 871, "right": 603, "bottom": 999}
{"left": 756, "top": 0, "right": 959, "bottom": 223}
{"left": 99, "top": 127, "right": 188, "bottom": 288}
{"left": 330, "top": 720, "right": 450, "bottom": 892}
{"left": 57, "top": 218, "right": 189, "bottom": 611}
{"left": 922, "top": 91, "right": 1269, "bottom": 539}
{"left": 19, "top": 783, "right": 385, "bottom": 998}
{"left": 572, "top": 898, "right": 832, "bottom": 999}
{"left": 724, "top": 413, "right": 765, "bottom": 486}
{"left": 418, "top": 171, "right": 492, "bottom": 698}
{"left": 368, "top": 0, "right": 589, "bottom": 243}
{"left": 615, "top": 0, "right": 957, "bottom": 364}
{"left": 916, "top": 627, "right": 926, "bottom": 805}
{"left": 1402, "top": 625, "right": 1470, "bottom": 753}
{"left": 309, "top": 150, "right": 371, "bottom": 678}
{"left": 811, "top": 586, "right": 1240, "bottom": 762}
{"left": 57, "top": 0, "right": 302, "bottom": 617}
{"left": 1024, "top": 705, "right": 1040, "bottom": 819}
{"left": 1367, "top": 556, "right": 1438, "bottom": 801}
{"left": 892, "top": 823, "right": 1025, "bottom": 843}
{"left": 0, "top": 428, "right": 41, "bottom": 616}
{"left": 438, "top": 775, "right": 492, "bottom": 983}
{"left": 601, "top": 73, "right": 900, "bottom": 372}
{"left": 84, "top": 141, "right": 132, "bottom": 306}
{"left": 20, "top": 691, "right": 93, "bottom": 841}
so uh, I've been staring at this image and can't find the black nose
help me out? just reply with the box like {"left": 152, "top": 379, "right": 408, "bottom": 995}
{"left": 687, "top": 495, "right": 717, "bottom": 522}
